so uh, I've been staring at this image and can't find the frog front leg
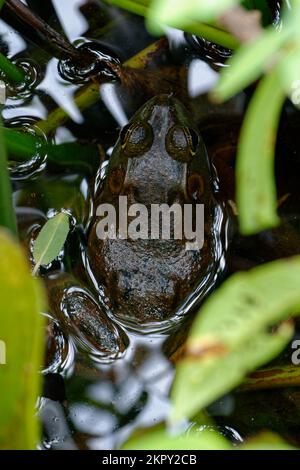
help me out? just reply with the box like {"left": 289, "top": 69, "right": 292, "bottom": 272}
{"left": 44, "top": 271, "right": 129, "bottom": 361}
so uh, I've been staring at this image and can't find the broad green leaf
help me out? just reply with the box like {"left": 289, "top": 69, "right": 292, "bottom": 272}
{"left": 0, "top": 230, "right": 46, "bottom": 449}
{"left": 236, "top": 67, "right": 284, "bottom": 234}
{"left": 171, "top": 323, "right": 292, "bottom": 422}
{"left": 33, "top": 212, "right": 70, "bottom": 275}
{"left": 122, "top": 424, "right": 232, "bottom": 450}
{"left": 212, "top": 27, "right": 291, "bottom": 102}
{"left": 171, "top": 256, "right": 300, "bottom": 422}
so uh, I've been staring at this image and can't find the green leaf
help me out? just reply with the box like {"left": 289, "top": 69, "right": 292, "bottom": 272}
{"left": 122, "top": 424, "right": 232, "bottom": 450}
{"left": 2, "top": 127, "right": 100, "bottom": 173}
{"left": 278, "top": 46, "right": 300, "bottom": 106}
{"left": 33, "top": 212, "right": 70, "bottom": 275}
{"left": 236, "top": 67, "right": 284, "bottom": 234}
{"left": 171, "top": 256, "right": 300, "bottom": 422}
{"left": 212, "top": 27, "right": 291, "bottom": 102}
{"left": 148, "top": 0, "right": 240, "bottom": 27}
{"left": 0, "top": 229, "right": 46, "bottom": 449}
{"left": 0, "top": 52, "right": 24, "bottom": 84}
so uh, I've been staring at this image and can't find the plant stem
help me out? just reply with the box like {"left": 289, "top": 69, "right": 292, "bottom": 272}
{"left": 38, "top": 38, "right": 168, "bottom": 135}
{"left": 105, "top": 0, "right": 239, "bottom": 50}
{"left": 0, "top": 116, "right": 17, "bottom": 236}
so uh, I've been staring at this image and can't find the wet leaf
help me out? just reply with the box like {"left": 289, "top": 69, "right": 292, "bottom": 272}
{"left": 0, "top": 230, "right": 46, "bottom": 449}
{"left": 33, "top": 212, "right": 70, "bottom": 275}
{"left": 236, "top": 67, "right": 284, "bottom": 234}
{"left": 171, "top": 256, "right": 300, "bottom": 422}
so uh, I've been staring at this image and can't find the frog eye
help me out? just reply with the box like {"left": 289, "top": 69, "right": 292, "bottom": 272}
{"left": 166, "top": 126, "right": 200, "bottom": 162}
{"left": 119, "top": 122, "right": 153, "bottom": 157}
{"left": 187, "top": 172, "right": 205, "bottom": 201}
{"left": 108, "top": 168, "right": 125, "bottom": 194}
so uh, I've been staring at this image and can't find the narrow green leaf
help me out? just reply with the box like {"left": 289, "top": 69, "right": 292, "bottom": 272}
{"left": 0, "top": 230, "right": 46, "bottom": 449}
{"left": 237, "top": 67, "right": 284, "bottom": 234}
{"left": 171, "top": 256, "right": 300, "bottom": 422}
{"left": 33, "top": 212, "right": 70, "bottom": 275}
{"left": 148, "top": 0, "right": 240, "bottom": 27}
{"left": 277, "top": 46, "right": 300, "bottom": 106}
{"left": 2, "top": 127, "right": 100, "bottom": 173}
{"left": 171, "top": 324, "right": 292, "bottom": 423}
{"left": 212, "top": 27, "right": 291, "bottom": 102}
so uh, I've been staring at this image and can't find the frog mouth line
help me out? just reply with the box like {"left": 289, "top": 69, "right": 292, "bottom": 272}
{"left": 94, "top": 195, "right": 205, "bottom": 251}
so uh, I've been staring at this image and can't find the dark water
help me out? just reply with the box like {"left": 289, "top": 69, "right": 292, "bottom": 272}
{"left": 2, "top": 0, "right": 300, "bottom": 450}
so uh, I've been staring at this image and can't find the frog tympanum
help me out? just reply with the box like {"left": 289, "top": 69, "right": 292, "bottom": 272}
{"left": 45, "top": 95, "right": 226, "bottom": 359}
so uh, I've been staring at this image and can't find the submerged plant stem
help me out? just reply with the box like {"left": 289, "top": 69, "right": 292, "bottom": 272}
{"left": 38, "top": 39, "right": 168, "bottom": 135}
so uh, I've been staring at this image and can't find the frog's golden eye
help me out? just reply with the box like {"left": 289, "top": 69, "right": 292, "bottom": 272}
{"left": 166, "top": 126, "right": 200, "bottom": 162}
{"left": 119, "top": 122, "right": 153, "bottom": 157}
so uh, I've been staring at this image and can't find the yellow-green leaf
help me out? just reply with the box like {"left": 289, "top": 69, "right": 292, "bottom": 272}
{"left": 171, "top": 256, "right": 300, "bottom": 422}
{"left": 0, "top": 229, "right": 46, "bottom": 449}
{"left": 236, "top": 67, "right": 284, "bottom": 234}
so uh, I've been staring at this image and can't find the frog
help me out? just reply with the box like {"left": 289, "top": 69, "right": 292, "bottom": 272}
{"left": 43, "top": 94, "right": 227, "bottom": 361}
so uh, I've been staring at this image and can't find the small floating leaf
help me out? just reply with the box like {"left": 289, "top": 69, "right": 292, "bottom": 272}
{"left": 171, "top": 256, "right": 300, "bottom": 422}
{"left": 33, "top": 212, "right": 70, "bottom": 275}
{"left": 0, "top": 230, "right": 46, "bottom": 449}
